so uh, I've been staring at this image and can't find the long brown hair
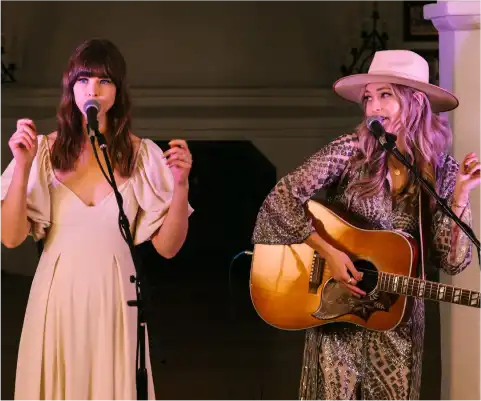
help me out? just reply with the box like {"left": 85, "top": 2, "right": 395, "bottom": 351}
{"left": 348, "top": 84, "right": 452, "bottom": 205}
{"left": 51, "top": 38, "right": 134, "bottom": 176}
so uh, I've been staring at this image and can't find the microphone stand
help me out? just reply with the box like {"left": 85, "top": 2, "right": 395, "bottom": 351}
{"left": 375, "top": 131, "right": 480, "bottom": 263}
{"left": 88, "top": 127, "right": 148, "bottom": 400}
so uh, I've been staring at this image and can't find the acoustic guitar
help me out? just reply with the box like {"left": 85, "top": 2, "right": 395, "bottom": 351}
{"left": 250, "top": 200, "right": 480, "bottom": 331}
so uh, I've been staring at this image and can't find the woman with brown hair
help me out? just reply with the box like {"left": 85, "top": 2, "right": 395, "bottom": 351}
{"left": 252, "top": 50, "right": 479, "bottom": 400}
{"left": 1, "top": 38, "right": 194, "bottom": 399}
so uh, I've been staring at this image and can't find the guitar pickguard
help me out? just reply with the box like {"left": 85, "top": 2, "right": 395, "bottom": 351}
{"left": 312, "top": 279, "right": 396, "bottom": 321}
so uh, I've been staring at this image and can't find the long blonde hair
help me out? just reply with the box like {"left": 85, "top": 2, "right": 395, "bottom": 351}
{"left": 347, "top": 84, "right": 452, "bottom": 205}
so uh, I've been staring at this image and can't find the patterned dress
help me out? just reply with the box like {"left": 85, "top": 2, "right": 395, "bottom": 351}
{"left": 252, "top": 133, "right": 472, "bottom": 400}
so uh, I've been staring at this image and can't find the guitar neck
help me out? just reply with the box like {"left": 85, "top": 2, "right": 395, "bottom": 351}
{"left": 378, "top": 272, "right": 480, "bottom": 308}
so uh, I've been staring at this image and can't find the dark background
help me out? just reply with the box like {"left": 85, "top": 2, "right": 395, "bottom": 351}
{"left": 2, "top": 139, "right": 442, "bottom": 399}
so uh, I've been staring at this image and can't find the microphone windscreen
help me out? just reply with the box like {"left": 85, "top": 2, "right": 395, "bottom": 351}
{"left": 366, "top": 116, "right": 384, "bottom": 130}
{"left": 83, "top": 99, "right": 100, "bottom": 114}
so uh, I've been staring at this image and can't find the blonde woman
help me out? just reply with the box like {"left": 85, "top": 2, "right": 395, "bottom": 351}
{"left": 252, "top": 50, "right": 479, "bottom": 400}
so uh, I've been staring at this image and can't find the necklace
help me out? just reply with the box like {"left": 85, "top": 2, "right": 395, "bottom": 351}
{"left": 388, "top": 156, "right": 403, "bottom": 176}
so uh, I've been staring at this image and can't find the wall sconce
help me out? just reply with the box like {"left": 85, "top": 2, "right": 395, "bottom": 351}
{"left": 1, "top": 34, "right": 16, "bottom": 84}
{"left": 340, "top": 1, "right": 388, "bottom": 76}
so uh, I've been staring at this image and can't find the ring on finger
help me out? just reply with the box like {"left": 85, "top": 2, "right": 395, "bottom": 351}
{"left": 347, "top": 277, "right": 352, "bottom": 285}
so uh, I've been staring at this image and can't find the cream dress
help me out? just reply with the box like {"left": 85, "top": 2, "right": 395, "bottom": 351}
{"left": 1, "top": 135, "right": 193, "bottom": 400}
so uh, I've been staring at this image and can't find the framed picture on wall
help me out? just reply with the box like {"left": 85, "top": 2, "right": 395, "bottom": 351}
{"left": 413, "top": 49, "right": 439, "bottom": 85}
{"left": 404, "top": 1, "right": 438, "bottom": 41}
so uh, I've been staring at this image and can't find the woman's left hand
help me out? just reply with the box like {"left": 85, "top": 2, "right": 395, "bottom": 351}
{"left": 164, "top": 139, "right": 192, "bottom": 187}
{"left": 454, "top": 152, "right": 481, "bottom": 203}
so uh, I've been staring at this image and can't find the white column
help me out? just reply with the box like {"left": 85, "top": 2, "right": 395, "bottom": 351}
{"left": 424, "top": 2, "right": 480, "bottom": 400}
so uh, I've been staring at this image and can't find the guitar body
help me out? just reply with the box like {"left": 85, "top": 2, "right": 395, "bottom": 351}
{"left": 250, "top": 200, "right": 419, "bottom": 331}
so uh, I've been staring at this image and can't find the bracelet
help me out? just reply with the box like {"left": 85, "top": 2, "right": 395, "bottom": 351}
{"left": 452, "top": 200, "right": 468, "bottom": 208}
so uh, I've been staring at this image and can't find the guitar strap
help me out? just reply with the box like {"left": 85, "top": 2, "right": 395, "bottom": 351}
{"left": 418, "top": 189, "right": 432, "bottom": 279}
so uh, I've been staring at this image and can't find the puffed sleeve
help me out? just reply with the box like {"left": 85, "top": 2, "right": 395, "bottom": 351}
{"left": 131, "top": 139, "right": 194, "bottom": 245}
{"left": 252, "top": 133, "right": 360, "bottom": 245}
{"left": 1, "top": 135, "right": 51, "bottom": 241}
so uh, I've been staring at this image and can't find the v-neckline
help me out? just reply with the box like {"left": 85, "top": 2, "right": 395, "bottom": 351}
{"left": 44, "top": 136, "right": 143, "bottom": 209}
{"left": 52, "top": 175, "right": 130, "bottom": 209}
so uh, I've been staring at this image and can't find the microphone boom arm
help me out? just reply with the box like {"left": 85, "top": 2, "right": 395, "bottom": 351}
{"left": 378, "top": 131, "right": 480, "bottom": 261}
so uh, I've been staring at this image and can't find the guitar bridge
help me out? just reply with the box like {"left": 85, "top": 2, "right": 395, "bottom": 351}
{"left": 309, "top": 253, "right": 324, "bottom": 294}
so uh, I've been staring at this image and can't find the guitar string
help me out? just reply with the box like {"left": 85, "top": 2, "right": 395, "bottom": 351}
{"left": 337, "top": 267, "right": 478, "bottom": 302}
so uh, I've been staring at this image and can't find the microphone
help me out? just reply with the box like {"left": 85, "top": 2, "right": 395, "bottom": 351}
{"left": 83, "top": 99, "right": 100, "bottom": 134}
{"left": 366, "top": 116, "right": 385, "bottom": 140}
{"left": 366, "top": 116, "right": 397, "bottom": 148}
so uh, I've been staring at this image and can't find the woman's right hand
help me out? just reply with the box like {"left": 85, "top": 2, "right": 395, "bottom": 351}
{"left": 9, "top": 119, "right": 38, "bottom": 168}
{"left": 324, "top": 248, "right": 366, "bottom": 297}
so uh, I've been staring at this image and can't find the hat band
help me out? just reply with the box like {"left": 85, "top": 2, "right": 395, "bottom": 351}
{"left": 368, "top": 69, "right": 429, "bottom": 84}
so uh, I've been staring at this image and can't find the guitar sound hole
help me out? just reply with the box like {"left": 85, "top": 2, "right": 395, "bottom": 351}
{"left": 353, "top": 259, "right": 378, "bottom": 295}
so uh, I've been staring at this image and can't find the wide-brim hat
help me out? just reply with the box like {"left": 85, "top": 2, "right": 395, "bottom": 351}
{"left": 333, "top": 50, "right": 459, "bottom": 113}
